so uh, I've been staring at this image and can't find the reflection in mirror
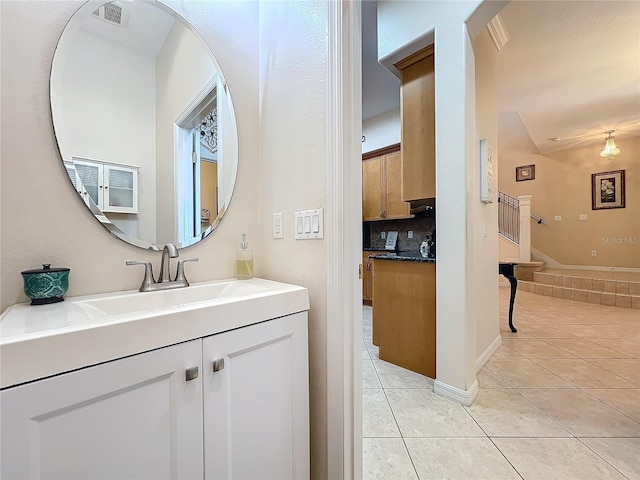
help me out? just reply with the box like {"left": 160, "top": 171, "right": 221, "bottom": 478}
{"left": 50, "top": 0, "right": 238, "bottom": 249}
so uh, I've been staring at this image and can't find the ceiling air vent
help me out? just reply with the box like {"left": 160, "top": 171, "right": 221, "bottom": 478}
{"left": 92, "top": 2, "right": 128, "bottom": 27}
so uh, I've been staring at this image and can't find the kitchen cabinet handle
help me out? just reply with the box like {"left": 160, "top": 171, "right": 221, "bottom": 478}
{"left": 212, "top": 358, "right": 225, "bottom": 372}
{"left": 185, "top": 366, "right": 199, "bottom": 381}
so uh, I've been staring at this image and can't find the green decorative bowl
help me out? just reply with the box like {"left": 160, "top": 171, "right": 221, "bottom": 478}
{"left": 21, "top": 264, "right": 70, "bottom": 305}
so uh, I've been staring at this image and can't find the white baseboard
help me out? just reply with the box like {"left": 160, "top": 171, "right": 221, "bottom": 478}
{"left": 434, "top": 379, "right": 479, "bottom": 406}
{"left": 476, "top": 335, "right": 502, "bottom": 372}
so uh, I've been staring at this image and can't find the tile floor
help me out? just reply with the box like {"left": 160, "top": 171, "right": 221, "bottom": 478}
{"left": 362, "top": 285, "right": 640, "bottom": 480}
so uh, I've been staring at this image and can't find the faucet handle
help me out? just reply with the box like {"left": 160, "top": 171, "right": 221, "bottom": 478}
{"left": 126, "top": 260, "right": 156, "bottom": 291}
{"left": 175, "top": 257, "right": 198, "bottom": 283}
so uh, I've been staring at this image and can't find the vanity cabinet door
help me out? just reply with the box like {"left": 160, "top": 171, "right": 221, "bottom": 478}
{"left": 202, "top": 312, "right": 310, "bottom": 480}
{"left": 1, "top": 340, "right": 204, "bottom": 480}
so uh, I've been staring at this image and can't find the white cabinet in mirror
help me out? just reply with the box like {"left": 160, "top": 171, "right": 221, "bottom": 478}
{"left": 50, "top": 0, "right": 239, "bottom": 250}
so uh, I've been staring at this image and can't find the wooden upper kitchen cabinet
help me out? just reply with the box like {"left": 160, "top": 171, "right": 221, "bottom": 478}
{"left": 362, "top": 145, "right": 411, "bottom": 221}
{"left": 396, "top": 45, "right": 435, "bottom": 202}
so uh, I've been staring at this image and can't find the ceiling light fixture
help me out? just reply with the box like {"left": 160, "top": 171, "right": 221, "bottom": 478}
{"left": 600, "top": 130, "right": 620, "bottom": 158}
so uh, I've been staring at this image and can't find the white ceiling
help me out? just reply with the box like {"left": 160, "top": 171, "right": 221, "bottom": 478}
{"left": 76, "top": 1, "right": 176, "bottom": 58}
{"left": 362, "top": 0, "right": 640, "bottom": 154}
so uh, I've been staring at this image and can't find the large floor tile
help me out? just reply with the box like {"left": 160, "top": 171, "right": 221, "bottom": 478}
{"left": 587, "top": 358, "right": 640, "bottom": 385}
{"left": 554, "top": 323, "right": 637, "bottom": 339}
{"left": 501, "top": 338, "right": 576, "bottom": 358}
{"left": 363, "top": 335, "right": 379, "bottom": 358}
{"left": 492, "top": 438, "right": 627, "bottom": 480}
{"left": 404, "top": 438, "right": 520, "bottom": 480}
{"left": 362, "top": 438, "right": 418, "bottom": 480}
{"left": 362, "top": 357, "right": 382, "bottom": 389}
{"left": 385, "top": 389, "right": 485, "bottom": 437}
{"left": 581, "top": 437, "right": 640, "bottom": 480}
{"left": 585, "top": 388, "right": 640, "bottom": 423}
{"left": 362, "top": 389, "right": 400, "bottom": 437}
{"left": 477, "top": 367, "right": 511, "bottom": 388}
{"left": 589, "top": 337, "right": 640, "bottom": 358}
{"left": 544, "top": 337, "right": 631, "bottom": 359}
{"left": 372, "top": 358, "right": 433, "bottom": 389}
{"left": 533, "top": 358, "right": 639, "bottom": 388}
{"left": 518, "top": 324, "right": 578, "bottom": 338}
{"left": 519, "top": 388, "right": 640, "bottom": 437}
{"left": 464, "top": 389, "right": 570, "bottom": 437}
{"left": 486, "top": 357, "right": 574, "bottom": 388}
{"left": 490, "top": 345, "right": 526, "bottom": 360}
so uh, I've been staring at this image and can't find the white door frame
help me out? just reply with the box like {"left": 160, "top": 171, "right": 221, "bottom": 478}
{"left": 326, "top": 1, "right": 362, "bottom": 479}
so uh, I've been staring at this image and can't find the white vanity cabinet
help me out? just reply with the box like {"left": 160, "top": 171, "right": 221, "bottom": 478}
{"left": 203, "top": 312, "right": 309, "bottom": 480}
{"left": 72, "top": 157, "right": 139, "bottom": 213}
{"left": 1, "top": 312, "right": 309, "bottom": 480}
{"left": 1, "top": 339, "right": 204, "bottom": 479}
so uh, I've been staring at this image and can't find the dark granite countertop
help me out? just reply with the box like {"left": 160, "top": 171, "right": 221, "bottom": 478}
{"left": 368, "top": 251, "right": 435, "bottom": 263}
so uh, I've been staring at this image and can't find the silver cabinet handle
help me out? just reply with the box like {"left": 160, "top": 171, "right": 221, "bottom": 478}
{"left": 185, "top": 366, "right": 199, "bottom": 381}
{"left": 212, "top": 359, "right": 225, "bottom": 372}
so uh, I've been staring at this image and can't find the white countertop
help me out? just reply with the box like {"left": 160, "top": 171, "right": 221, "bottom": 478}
{"left": 0, "top": 278, "right": 309, "bottom": 389}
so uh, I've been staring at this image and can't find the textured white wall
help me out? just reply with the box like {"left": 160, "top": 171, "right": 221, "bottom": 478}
{"left": 0, "top": 1, "right": 259, "bottom": 311}
{"left": 362, "top": 108, "right": 400, "bottom": 153}
{"left": 258, "top": 1, "right": 329, "bottom": 477}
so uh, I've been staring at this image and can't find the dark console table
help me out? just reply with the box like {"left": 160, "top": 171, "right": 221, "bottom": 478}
{"left": 499, "top": 262, "right": 518, "bottom": 333}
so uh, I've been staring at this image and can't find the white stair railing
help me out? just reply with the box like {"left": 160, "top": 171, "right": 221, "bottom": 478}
{"left": 498, "top": 192, "right": 547, "bottom": 262}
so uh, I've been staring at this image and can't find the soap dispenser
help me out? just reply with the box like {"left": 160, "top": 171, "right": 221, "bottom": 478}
{"left": 235, "top": 234, "right": 253, "bottom": 279}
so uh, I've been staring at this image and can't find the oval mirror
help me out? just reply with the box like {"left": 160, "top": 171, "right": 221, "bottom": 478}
{"left": 50, "top": 0, "right": 238, "bottom": 250}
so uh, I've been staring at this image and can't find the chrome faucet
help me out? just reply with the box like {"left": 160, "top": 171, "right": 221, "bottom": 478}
{"left": 126, "top": 243, "right": 198, "bottom": 292}
{"left": 158, "top": 243, "right": 179, "bottom": 283}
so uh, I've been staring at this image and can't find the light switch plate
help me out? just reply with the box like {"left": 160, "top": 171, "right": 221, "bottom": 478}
{"left": 295, "top": 209, "right": 323, "bottom": 239}
{"left": 554, "top": 215, "right": 562, "bottom": 222}
{"left": 579, "top": 214, "right": 587, "bottom": 221}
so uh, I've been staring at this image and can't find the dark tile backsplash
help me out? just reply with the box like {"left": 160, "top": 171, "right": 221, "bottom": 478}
{"left": 365, "top": 216, "right": 435, "bottom": 252}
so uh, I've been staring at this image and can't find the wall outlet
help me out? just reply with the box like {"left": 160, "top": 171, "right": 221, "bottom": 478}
{"left": 408, "top": 230, "right": 414, "bottom": 239}
{"left": 591, "top": 250, "right": 597, "bottom": 257}
{"left": 554, "top": 215, "right": 562, "bottom": 222}
{"left": 579, "top": 214, "right": 587, "bottom": 221}
{"left": 272, "top": 212, "right": 283, "bottom": 239}
{"left": 381, "top": 231, "right": 386, "bottom": 239}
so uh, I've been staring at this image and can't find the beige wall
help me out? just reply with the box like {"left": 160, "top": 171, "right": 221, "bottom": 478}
{"left": 472, "top": 29, "right": 500, "bottom": 365}
{"left": 1, "top": 1, "right": 332, "bottom": 478}
{"left": 498, "top": 113, "right": 639, "bottom": 268}
{"left": 258, "top": 2, "right": 329, "bottom": 477}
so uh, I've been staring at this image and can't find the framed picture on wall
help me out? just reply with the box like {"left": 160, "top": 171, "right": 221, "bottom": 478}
{"left": 515, "top": 164, "right": 535, "bottom": 182}
{"left": 592, "top": 170, "right": 625, "bottom": 210}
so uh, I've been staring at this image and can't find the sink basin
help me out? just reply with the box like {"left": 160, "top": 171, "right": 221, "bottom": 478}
{"left": 0, "top": 277, "right": 309, "bottom": 389}
{"left": 76, "top": 280, "right": 271, "bottom": 317}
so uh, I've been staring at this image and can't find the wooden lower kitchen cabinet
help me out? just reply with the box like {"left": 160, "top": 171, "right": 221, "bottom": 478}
{"left": 362, "top": 250, "right": 389, "bottom": 306}
{"left": 372, "top": 259, "right": 436, "bottom": 378}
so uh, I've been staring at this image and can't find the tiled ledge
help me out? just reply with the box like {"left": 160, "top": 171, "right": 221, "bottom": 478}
{"left": 519, "top": 280, "right": 640, "bottom": 309}
{"left": 532, "top": 271, "right": 640, "bottom": 295}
